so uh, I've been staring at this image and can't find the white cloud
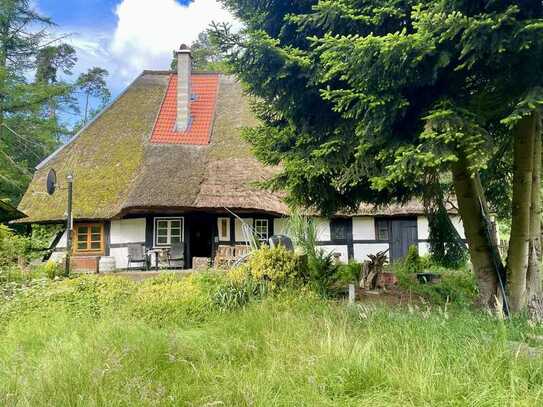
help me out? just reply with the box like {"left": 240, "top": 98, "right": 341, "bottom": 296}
{"left": 110, "top": 0, "right": 236, "bottom": 81}
{"left": 52, "top": 0, "right": 236, "bottom": 102}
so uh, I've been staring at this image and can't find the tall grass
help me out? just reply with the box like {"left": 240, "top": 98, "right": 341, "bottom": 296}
{"left": 0, "top": 275, "right": 542, "bottom": 405}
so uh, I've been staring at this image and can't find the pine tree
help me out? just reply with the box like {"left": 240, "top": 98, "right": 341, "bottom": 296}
{"left": 76, "top": 67, "right": 110, "bottom": 124}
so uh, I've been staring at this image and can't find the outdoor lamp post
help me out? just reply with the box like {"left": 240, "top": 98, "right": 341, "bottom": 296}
{"left": 65, "top": 174, "right": 73, "bottom": 274}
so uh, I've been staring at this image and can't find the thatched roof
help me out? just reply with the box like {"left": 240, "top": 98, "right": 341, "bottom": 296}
{"left": 18, "top": 71, "right": 432, "bottom": 224}
{"left": 18, "top": 73, "right": 168, "bottom": 223}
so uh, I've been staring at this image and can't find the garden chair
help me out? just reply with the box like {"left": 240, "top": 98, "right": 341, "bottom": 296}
{"left": 167, "top": 242, "right": 184, "bottom": 269}
{"left": 127, "top": 243, "right": 149, "bottom": 271}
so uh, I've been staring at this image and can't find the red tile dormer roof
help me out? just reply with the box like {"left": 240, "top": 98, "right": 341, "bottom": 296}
{"left": 150, "top": 73, "right": 219, "bottom": 145}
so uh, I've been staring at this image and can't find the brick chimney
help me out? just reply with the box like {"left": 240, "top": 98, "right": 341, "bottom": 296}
{"left": 175, "top": 44, "right": 192, "bottom": 132}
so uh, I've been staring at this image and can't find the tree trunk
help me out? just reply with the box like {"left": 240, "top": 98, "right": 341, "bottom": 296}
{"left": 451, "top": 157, "right": 499, "bottom": 308}
{"left": 527, "top": 111, "right": 542, "bottom": 300}
{"left": 508, "top": 113, "right": 537, "bottom": 312}
{"left": 84, "top": 92, "right": 89, "bottom": 123}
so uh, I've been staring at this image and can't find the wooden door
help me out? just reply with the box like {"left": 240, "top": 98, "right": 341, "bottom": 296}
{"left": 390, "top": 219, "right": 418, "bottom": 262}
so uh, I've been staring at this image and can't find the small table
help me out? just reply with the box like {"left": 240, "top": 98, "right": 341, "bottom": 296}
{"left": 147, "top": 248, "right": 169, "bottom": 270}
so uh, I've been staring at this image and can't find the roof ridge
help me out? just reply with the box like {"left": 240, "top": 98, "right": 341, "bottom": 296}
{"left": 143, "top": 70, "right": 228, "bottom": 76}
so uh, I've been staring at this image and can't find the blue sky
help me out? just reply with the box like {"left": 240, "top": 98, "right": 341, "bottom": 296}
{"left": 37, "top": 0, "right": 235, "bottom": 98}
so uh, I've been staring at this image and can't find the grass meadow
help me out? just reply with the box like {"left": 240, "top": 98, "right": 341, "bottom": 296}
{"left": 0, "top": 273, "right": 542, "bottom": 406}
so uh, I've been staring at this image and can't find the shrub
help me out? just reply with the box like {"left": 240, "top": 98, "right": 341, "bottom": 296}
{"left": 130, "top": 272, "right": 227, "bottom": 325}
{"left": 395, "top": 261, "right": 477, "bottom": 306}
{"left": 0, "top": 224, "right": 59, "bottom": 269}
{"left": 213, "top": 276, "right": 268, "bottom": 311}
{"left": 43, "top": 260, "right": 63, "bottom": 279}
{"left": 307, "top": 249, "right": 338, "bottom": 295}
{"left": 336, "top": 261, "right": 362, "bottom": 285}
{"left": 0, "top": 225, "right": 31, "bottom": 267}
{"left": 286, "top": 210, "right": 318, "bottom": 257}
{"left": 285, "top": 212, "right": 341, "bottom": 296}
{"left": 247, "top": 246, "right": 300, "bottom": 288}
{"left": 403, "top": 244, "right": 423, "bottom": 274}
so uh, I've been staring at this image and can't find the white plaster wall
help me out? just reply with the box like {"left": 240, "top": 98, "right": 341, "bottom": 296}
{"left": 55, "top": 230, "right": 67, "bottom": 248}
{"left": 110, "top": 247, "right": 129, "bottom": 270}
{"left": 353, "top": 243, "right": 390, "bottom": 262}
{"left": 418, "top": 214, "right": 465, "bottom": 240}
{"left": 109, "top": 218, "right": 146, "bottom": 270}
{"left": 50, "top": 251, "right": 66, "bottom": 263}
{"left": 353, "top": 217, "right": 375, "bottom": 240}
{"left": 273, "top": 218, "right": 290, "bottom": 237}
{"left": 418, "top": 241, "right": 431, "bottom": 256}
{"left": 319, "top": 245, "right": 349, "bottom": 263}
{"left": 274, "top": 217, "right": 329, "bottom": 241}
{"left": 314, "top": 217, "right": 330, "bottom": 241}
{"left": 417, "top": 216, "right": 430, "bottom": 240}
{"left": 235, "top": 218, "right": 254, "bottom": 242}
{"left": 450, "top": 215, "right": 466, "bottom": 239}
{"left": 110, "top": 218, "right": 146, "bottom": 244}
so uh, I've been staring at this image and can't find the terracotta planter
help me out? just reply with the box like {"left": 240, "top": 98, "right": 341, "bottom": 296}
{"left": 376, "top": 272, "right": 398, "bottom": 288}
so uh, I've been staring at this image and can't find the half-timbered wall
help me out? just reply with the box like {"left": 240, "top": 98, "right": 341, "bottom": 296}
{"left": 49, "top": 212, "right": 466, "bottom": 270}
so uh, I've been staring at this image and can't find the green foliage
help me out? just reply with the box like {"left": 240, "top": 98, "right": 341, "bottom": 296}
{"left": 395, "top": 257, "right": 477, "bottom": 306}
{"left": 216, "top": 1, "right": 543, "bottom": 301}
{"left": 246, "top": 245, "right": 300, "bottom": 288}
{"left": 336, "top": 261, "right": 362, "bottom": 284}
{"left": 0, "top": 2, "right": 112, "bottom": 203}
{"left": 213, "top": 273, "right": 268, "bottom": 311}
{"left": 428, "top": 206, "right": 468, "bottom": 268}
{"left": 285, "top": 211, "right": 340, "bottom": 294}
{"left": 403, "top": 244, "right": 423, "bottom": 274}
{"left": 35, "top": 44, "right": 77, "bottom": 84}
{"left": 170, "top": 28, "right": 230, "bottom": 73}
{"left": 76, "top": 67, "right": 111, "bottom": 123}
{"left": 0, "top": 272, "right": 236, "bottom": 326}
{"left": 307, "top": 249, "right": 338, "bottom": 295}
{"left": 0, "top": 224, "right": 60, "bottom": 271}
{"left": 286, "top": 210, "right": 318, "bottom": 256}
{"left": 0, "top": 277, "right": 541, "bottom": 405}
{"left": 0, "top": 225, "right": 30, "bottom": 267}
{"left": 43, "top": 260, "right": 62, "bottom": 279}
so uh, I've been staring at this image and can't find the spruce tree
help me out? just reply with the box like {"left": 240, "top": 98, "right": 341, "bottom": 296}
{"left": 217, "top": 0, "right": 543, "bottom": 311}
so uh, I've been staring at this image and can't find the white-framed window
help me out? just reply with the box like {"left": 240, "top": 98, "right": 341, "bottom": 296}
{"left": 255, "top": 219, "right": 269, "bottom": 241}
{"left": 154, "top": 217, "right": 184, "bottom": 246}
{"left": 375, "top": 219, "right": 390, "bottom": 241}
{"left": 217, "top": 217, "right": 230, "bottom": 241}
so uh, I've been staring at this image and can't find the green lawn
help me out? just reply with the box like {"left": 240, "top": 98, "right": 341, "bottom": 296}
{"left": 0, "top": 274, "right": 542, "bottom": 406}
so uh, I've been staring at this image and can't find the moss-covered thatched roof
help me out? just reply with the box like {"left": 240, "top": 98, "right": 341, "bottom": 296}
{"left": 18, "top": 73, "right": 288, "bottom": 223}
{"left": 18, "top": 73, "right": 169, "bottom": 223}
{"left": 18, "top": 72, "right": 431, "bottom": 224}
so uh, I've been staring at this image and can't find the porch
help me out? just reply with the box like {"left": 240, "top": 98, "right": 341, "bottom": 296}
{"left": 65, "top": 211, "right": 276, "bottom": 273}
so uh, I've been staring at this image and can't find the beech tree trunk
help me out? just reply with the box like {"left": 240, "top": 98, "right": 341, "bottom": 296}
{"left": 527, "top": 111, "right": 542, "bottom": 300}
{"left": 508, "top": 113, "right": 537, "bottom": 312}
{"left": 451, "top": 157, "right": 499, "bottom": 308}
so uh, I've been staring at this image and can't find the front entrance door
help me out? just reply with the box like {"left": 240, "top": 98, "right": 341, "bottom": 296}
{"left": 189, "top": 216, "right": 213, "bottom": 266}
{"left": 390, "top": 219, "right": 418, "bottom": 262}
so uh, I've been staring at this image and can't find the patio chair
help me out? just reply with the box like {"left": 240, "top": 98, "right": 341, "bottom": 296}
{"left": 127, "top": 243, "right": 149, "bottom": 271}
{"left": 167, "top": 242, "right": 184, "bottom": 269}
